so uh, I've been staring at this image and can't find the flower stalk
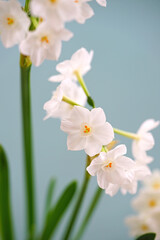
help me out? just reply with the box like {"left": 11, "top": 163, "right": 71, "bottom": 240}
{"left": 62, "top": 155, "right": 91, "bottom": 240}
{"left": 62, "top": 95, "right": 82, "bottom": 107}
{"left": 113, "top": 128, "right": 140, "bottom": 140}
{"left": 20, "top": 54, "right": 36, "bottom": 240}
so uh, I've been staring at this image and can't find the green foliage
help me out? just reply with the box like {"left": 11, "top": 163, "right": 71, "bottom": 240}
{"left": 0, "top": 145, "right": 14, "bottom": 240}
{"left": 136, "top": 233, "right": 156, "bottom": 240}
{"left": 40, "top": 181, "right": 77, "bottom": 240}
{"left": 43, "top": 178, "right": 56, "bottom": 221}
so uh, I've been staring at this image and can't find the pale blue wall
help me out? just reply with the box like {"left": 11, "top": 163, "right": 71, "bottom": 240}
{"left": 0, "top": 0, "right": 160, "bottom": 239}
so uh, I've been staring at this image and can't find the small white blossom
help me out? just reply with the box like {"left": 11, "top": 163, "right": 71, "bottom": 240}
{"left": 49, "top": 48, "right": 93, "bottom": 82}
{"left": 132, "top": 190, "right": 160, "bottom": 213}
{"left": 126, "top": 214, "right": 157, "bottom": 238}
{"left": 20, "top": 23, "right": 73, "bottom": 66}
{"left": 96, "top": 0, "right": 107, "bottom": 7}
{"left": 61, "top": 106, "right": 114, "bottom": 157}
{"left": 132, "top": 119, "right": 160, "bottom": 164}
{"left": 143, "top": 170, "right": 160, "bottom": 194}
{"left": 30, "top": 0, "right": 77, "bottom": 30}
{"left": 87, "top": 144, "right": 137, "bottom": 192}
{"left": 44, "top": 79, "right": 86, "bottom": 120}
{"left": 73, "top": 0, "right": 94, "bottom": 24}
{"left": 0, "top": 0, "right": 30, "bottom": 48}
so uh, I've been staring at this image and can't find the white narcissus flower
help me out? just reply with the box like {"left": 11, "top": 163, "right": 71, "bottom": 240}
{"left": 132, "top": 119, "right": 160, "bottom": 164}
{"left": 132, "top": 190, "right": 160, "bottom": 213}
{"left": 61, "top": 106, "right": 114, "bottom": 157}
{"left": 125, "top": 214, "right": 157, "bottom": 238}
{"left": 0, "top": 0, "right": 30, "bottom": 48}
{"left": 30, "top": 0, "right": 77, "bottom": 30}
{"left": 87, "top": 144, "right": 136, "bottom": 192}
{"left": 96, "top": 0, "right": 107, "bottom": 7}
{"left": 143, "top": 170, "right": 160, "bottom": 194}
{"left": 73, "top": 0, "right": 94, "bottom": 24}
{"left": 49, "top": 48, "right": 93, "bottom": 82}
{"left": 43, "top": 79, "right": 86, "bottom": 120}
{"left": 20, "top": 23, "right": 73, "bottom": 66}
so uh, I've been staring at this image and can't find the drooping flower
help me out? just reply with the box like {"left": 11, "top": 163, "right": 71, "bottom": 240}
{"left": 30, "top": 0, "right": 77, "bottom": 30}
{"left": 61, "top": 106, "right": 114, "bottom": 157}
{"left": 0, "top": 0, "right": 30, "bottom": 48}
{"left": 44, "top": 79, "right": 86, "bottom": 120}
{"left": 87, "top": 144, "right": 137, "bottom": 191}
{"left": 49, "top": 48, "right": 93, "bottom": 82}
{"left": 132, "top": 119, "right": 160, "bottom": 164}
{"left": 73, "top": 0, "right": 94, "bottom": 24}
{"left": 19, "top": 22, "right": 73, "bottom": 66}
{"left": 96, "top": 0, "right": 107, "bottom": 7}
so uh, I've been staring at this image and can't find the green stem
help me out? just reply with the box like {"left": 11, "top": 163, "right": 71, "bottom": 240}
{"left": 20, "top": 54, "right": 36, "bottom": 240}
{"left": 25, "top": 0, "right": 31, "bottom": 13}
{"left": 113, "top": 128, "right": 140, "bottom": 140}
{"left": 62, "top": 156, "right": 91, "bottom": 240}
{"left": 62, "top": 95, "right": 82, "bottom": 107}
{"left": 74, "top": 71, "right": 90, "bottom": 97}
{"left": 73, "top": 188, "right": 103, "bottom": 240}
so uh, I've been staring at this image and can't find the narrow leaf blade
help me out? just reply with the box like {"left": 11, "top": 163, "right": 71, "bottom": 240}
{"left": 40, "top": 181, "right": 77, "bottom": 240}
{"left": 136, "top": 233, "right": 156, "bottom": 240}
{"left": 44, "top": 178, "right": 56, "bottom": 220}
{"left": 0, "top": 145, "right": 14, "bottom": 240}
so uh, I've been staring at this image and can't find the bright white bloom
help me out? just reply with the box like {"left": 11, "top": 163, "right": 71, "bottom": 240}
{"left": 0, "top": 0, "right": 30, "bottom": 48}
{"left": 96, "top": 0, "right": 107, "bottom": 7}
{"left": 73, "top": 0, "right": 94, "bottom": 24}
{"left": 44, "top": 79, "right": 86, "bottom": 120}
{"left": 87, "top": 144, "right": 136, "bottom": 192}
{"left": 132, "top": 119, "right": 159, "bottom": 164}
{"left": 132, "top": 190, "right": 160, "bottom": 213}
{"left": 143, "top": 170, "right": 160, "bottom": 194}
{"left": 61, "top": 106, "right": 114, "bottom": 157}
{"left": 30, "top": 0, "right": 77, "bottom": 30}
{"left": 119, "top": 162, "right": 151, "bottom": 196}
{"left": 20, "top": 23, "right": 73, "bottom": 66}
{"left": 49, "top": 48, "right": 93, "bottom": 82}
{"left": 126, "top": 214, "right": 157, "bottom": 238}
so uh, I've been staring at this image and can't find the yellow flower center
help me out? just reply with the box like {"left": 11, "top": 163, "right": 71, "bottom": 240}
{"left": 50, "top": 0, "right": 57, "bottom": 3}
{"left": 141, "top": 224, "right": 149, "bottom": 231}
{"left": 149, "top": 199, "right": 156, "bottom": 207}
{"left": 74, "top": 0, "right": 79, "bottom": 2}
{"left": 105, "top": 162, "right": 112, "bottom": 168}
{"left": 152, "top": 182, "right": 160, "bottom": 190}
{"left": 7, "top": 17, "right": 14, "bottom": 25}
{"left": 39, "top": 17, "right": 43, "bottom": 23}
{"left": 83, "top": 125, "right": 91, "bottom": 134}
{"left": 41, "top": 36, "right": 49, "bottom": 44}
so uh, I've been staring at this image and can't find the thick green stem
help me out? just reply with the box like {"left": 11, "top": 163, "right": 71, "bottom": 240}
{"left": 113, "top": 128, "right": 140, "bottom": 140}
{"left": 62, "top": 156, "right": 91, "bottom": 240}
{"left": 73, "top": 188, "right": 103, "bottom": 240}
{"left": 20, "top": 54, "right": 36, "bottom": 240}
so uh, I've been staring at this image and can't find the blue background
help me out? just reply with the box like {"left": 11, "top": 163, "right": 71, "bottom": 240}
{"left": 0, "top": 0, "right": 160, "bottom": 239}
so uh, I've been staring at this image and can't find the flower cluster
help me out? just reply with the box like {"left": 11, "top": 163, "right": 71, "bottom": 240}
{"left": 126, "top": 170, "right": 160, "bottom": 240}
{"left": 0, "top": 0, "right": 106, "bottom": 66}
{"left": 44, "top": 47, "right": 159, "bottom": 197}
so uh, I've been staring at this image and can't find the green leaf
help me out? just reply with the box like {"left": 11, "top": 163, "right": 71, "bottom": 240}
{"left": 40, "top": 181, "right": 77, "bottom": 240}
{"left": 136, "top": 233, "right": 156, "bottom": 240}
{"left": 0, "top": 145, "right": 14, "bottom": 240}
{"left": 44, "top": 178, "right": 56, "bottom": 221}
